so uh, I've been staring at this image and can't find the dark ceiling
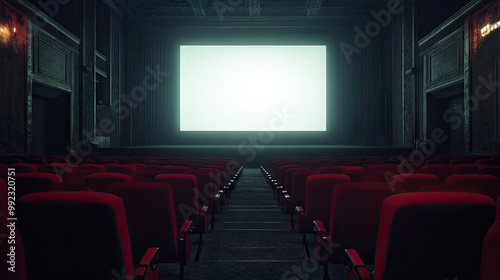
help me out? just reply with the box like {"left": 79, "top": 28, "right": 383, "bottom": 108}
{"left": 113, "top": 0, "right": 389, "bottom": 21}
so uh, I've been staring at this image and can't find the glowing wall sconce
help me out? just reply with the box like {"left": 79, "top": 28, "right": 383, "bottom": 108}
{"left": 481, "top": 19, "right": 500, "bottom": 37}
{"left": 0, "top": 25, "right": 16, "bottom": 45}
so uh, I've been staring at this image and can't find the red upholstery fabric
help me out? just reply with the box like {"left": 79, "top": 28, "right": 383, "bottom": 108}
{"left": 152, "top": 174, "right": 206, "bottom": 232}
{"left": 367, "top": 164, "right": 399, "bottom": 175}
{"left": 85, "top": 173, "right": 131, "bottom": 192}
{"left": 480, "top": 218, "right": 500, "bottom": 280}
{"left": 79, "top": 164, "right": 106, "bottom": 172}
{"left": 289, "top": 170, "right": 321, "bottom": 213}
{"left": 418, "top": 183, "right": 500, "bottom": 200}
{"left": 389, "top": 173, "right": 440, "bottom": 193}
{"left": 160, "top": 165, "right": 191, "bottom": 174}
{"left": 107, "top": 164, "right": 137, "bottom": 176}
{"left": 17, "top": 192, "right": 135, "bottom": 280}
{"left": 445, "top": 174, "right": 500, "bottom": 186}
{"left": 373, "top": 192, "right": 495, "bottom": 280}
{"left": 421, "top": 164, "right": 452, "bottom": 181}
{"left": 453, "top": 164, "right": 481, "bottom": 174}
{"left": 300, "top": 174, "right": 350, "bottom": 233}
{"left": 106, "top": 182, "right": 190, "bottom": 265}
{"left": 325, "top": 182, "right": 393, "bottom": 263}
{"left": 8, "top": 163, "right": 38, "bottom": 173}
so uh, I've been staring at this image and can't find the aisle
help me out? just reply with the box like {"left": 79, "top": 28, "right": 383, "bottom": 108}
{"left": 160, "top": 168, "right": 344, "bottom": 280}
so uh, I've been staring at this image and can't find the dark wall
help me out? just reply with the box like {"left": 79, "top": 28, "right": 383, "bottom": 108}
{"left": 0, "top": 1, "right": 27, "bottom": 154}
{"left": 416, "top": 0, "right": 471, "bottom": 40}
{"left": 124, "top": 26, "right": 390, "bottom": 147}
{"left": 470, "top": 0, "right": 500, "bottom": 152}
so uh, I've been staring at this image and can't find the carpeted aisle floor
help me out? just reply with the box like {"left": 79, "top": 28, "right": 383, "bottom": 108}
{"left": 159, "top": 168, "right": 345, "bottom": 280}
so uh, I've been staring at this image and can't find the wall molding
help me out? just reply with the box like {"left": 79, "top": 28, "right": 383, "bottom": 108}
{"left": 423, "top": 28, "right": 464, "bottom": 94}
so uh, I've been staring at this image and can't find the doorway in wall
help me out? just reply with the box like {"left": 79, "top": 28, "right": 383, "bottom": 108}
{"left": 31, "top": 83, "right": 71, "bottom": 155}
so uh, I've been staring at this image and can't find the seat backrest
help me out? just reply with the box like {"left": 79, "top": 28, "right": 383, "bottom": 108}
{"left": 374, "top": 192, "right": 495, "bottom": 280}
{"left": 160, "top": 165, "right": 190, "bottom": 174}
{"left": 480, "top": 218, "right": 500, "bottom": 280}
{"left": 107, "top": 164, "right": 137, "bottom": 176}
{"left": 453, "top": 164, "right": 481, "bottom": 174}
{"left": 390, "top": 173, "right": 440, "bottom": 193}
{"left": 418, "top": 183, "right": 500, "bottom": 200}
{"left": 17, "top": 192, "right": 135, "bottom": 280}
{"left": 15, "top": 173, "right": 63, "bottom": 199}
{"left": 328, "top": 182, "right": 393, "bottom": 264}
{"left": 284, "top": 167, "right": 313, "bottom": 192}
{"left": 291, "top": 169, "right": 320, "bottom": 207}
{"left": 105, "top": 182, "right": 181, "bottom": 265}
{"left": 8, "top": 163, "right": 38, "bottom": 173}
{"left": 85, "top": 173, "right": 131, "bottom": 192}
{"left": 421, "top": 164, "right": 452, "bottom": 181}
{"left": 445, "top": 174, "right": 500, "bottom": 186}
{"left": 153, "top": 174, "right": 199, "bottom": 222}
{"left": 184, "top": 169, "right": 219, "bottom": 202}
{"left": 304, "top": 174, "right": 350, "bottom": 229}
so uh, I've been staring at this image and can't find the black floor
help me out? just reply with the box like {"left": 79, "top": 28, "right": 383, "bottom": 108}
{"left": 159, "top": 168, "right": 346, "bottom": 280}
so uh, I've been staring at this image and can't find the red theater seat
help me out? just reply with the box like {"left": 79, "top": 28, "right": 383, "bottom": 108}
{"left": 17, "top": 192, "right": 160, "bottom": 280}
{"left": 445, "top": 174, "right": 500, "bottom": 186}
{"left": 161, "top": 165, "right": 191, "bottom": 174}
{"left": 284, "top": 169, "right": 320, "bottom": 214}
{"left": 107, "top": 164, "right": 137, "bottom": 176}
{"left": 418, "top": 183, "right": 500, "bottom": 200}
{"left": 85, "top": 173, "right": 131, "bottom": 192}
{"left": 342, "top": 192, "right": 495, "bottom": 280}
{"left": 313, "top": 182, "right": 393, "bottom": 270}
{"left": 481, "top": 218, "right": 500, "bottom": 280}
{"left": 389, "top": 173, "right": 440, "bottom": 193}
{"left": 105, "top": 183, "right": 193, "bottom": 277}
{"left": 151, "top": 174, "right": 209, "bottom": 235}
{"left": 421, "top": 164, "right": 452, "bottom": 181}
{"left": 8, "top": 163, "right": 38, "bottom": 173}
{"left": 294, "top": 174, "right": 350, "bottom": 259}
{"left": 453, "top": 164, "right": 481, "bottom": 174}
{"left": 10, "top": 172, "right": 78, "bottom": 199}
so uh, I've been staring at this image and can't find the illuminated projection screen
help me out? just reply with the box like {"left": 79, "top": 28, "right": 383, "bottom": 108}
{"left": 180, "top": 45, "right": 327, "bottom": 131}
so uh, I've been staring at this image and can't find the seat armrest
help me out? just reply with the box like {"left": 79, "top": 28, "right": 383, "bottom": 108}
{"left": 134, "top": 247, "right": 160, "bottom": 280}
{"left": 313, "top": 220, "right": 327, "bottom": 235}
{"left": 200, "top": 205, "right": 209, "bottom": 214}
{"left": 294, "top": 206, "right": 304, "bottom": 214}
{"left": 343, "top": 249, "right": 371, "bottom": 280}
{"left": 179, "top": 220, "right": 194, "bottom": 240}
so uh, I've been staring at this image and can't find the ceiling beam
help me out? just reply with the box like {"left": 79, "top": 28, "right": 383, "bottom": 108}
{"left": 247, "top": 0, "right": 261, "bottom": 16}
{"left": 187, "top": 0, "right": 205, "bottom": 17}
{"left": 307, "top": 0, "right": 322, "bottom": 17}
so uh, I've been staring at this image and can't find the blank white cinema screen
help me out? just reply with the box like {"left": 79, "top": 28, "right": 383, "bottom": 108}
{"left": 180, "top": 45, "right": 327, "bottom": 131}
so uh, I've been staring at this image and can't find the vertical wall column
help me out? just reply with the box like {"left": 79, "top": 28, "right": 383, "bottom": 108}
{"left": 402, "top": 0, "right": 416, "bottom": 148}
{"left": 81, "top": 0, "right": 96, "bottom": 145}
